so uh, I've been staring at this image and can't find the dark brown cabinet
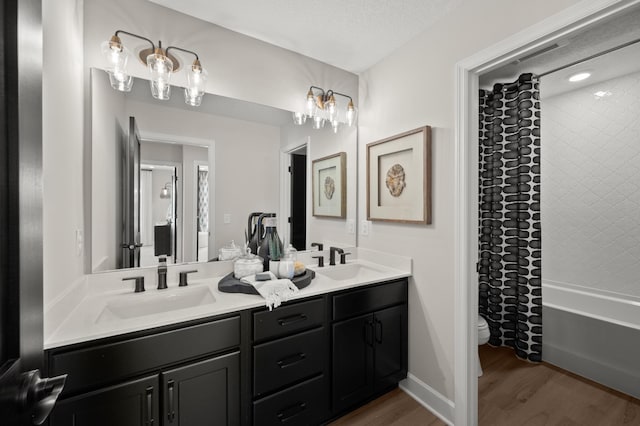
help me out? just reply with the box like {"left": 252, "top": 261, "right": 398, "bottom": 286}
{"left": 161, "top": 352, "right": 240, "bottom": 426}
{"left": 47, "top": 315, "right": 241, "bottom": 426}
{"left": 49, "top": 375, "right": 160, "bottom": 426}
{"left": 331, "top": 280, "right": 408, "bottom": 415}
{"left": 251, "top": 297, "right": 329, "bottom": 425}
{"left": 46, "top": 278, "right": 408, "bottom": 426}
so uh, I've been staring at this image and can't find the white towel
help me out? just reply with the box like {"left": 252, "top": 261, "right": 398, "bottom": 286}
{"left": 241, "top": 271, "right": 299, "bottom": 311}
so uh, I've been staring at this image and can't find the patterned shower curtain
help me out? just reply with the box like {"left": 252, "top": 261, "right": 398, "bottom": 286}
{"left": 478, "top": 73, "right": 542, "bottom": 362}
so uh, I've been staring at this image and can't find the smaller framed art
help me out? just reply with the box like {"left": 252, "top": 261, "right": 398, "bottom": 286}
{"left": 312, "top": 152, "right": 346, "bottom": 218}
{"left": 367, "top": 126, "right": 431, "bottom": 224}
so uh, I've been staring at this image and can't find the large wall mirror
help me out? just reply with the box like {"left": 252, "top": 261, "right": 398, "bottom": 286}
{"left": 90, "top": 68, "right": 357, "bottom": 273}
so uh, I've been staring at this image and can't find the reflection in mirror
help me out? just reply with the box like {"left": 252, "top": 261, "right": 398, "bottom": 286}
{"left": 90, "top": 67, "right": 357, "bottom": 273}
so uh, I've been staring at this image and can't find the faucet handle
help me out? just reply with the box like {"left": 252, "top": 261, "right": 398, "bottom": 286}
{"left": 123, "top": 276, "right": 145, "bottom": 293}
{"left": 311, "top": 255, "right": 324, "bottom": 268}
{"left": 179, "top": 270, "right": 198, "bottom": 287}
{"left": 339, "top": 252, "right": 351, "bottom": 265}
{"left": 310, "top": 242, "right": 324, "bottom": 251}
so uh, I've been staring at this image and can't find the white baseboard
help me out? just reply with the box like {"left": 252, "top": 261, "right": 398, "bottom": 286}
{"left": 400, "top": 373, "right": 455, "bottom": 425}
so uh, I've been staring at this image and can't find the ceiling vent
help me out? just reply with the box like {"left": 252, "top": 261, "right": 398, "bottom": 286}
{"left": 511, "top": 41, "right": 567, "bottom": 65}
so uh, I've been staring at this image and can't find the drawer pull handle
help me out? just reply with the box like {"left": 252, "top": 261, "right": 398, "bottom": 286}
{"left": 277, "top": 314, "right": 307, "bottom": 326}
{"left": 167, "top": 380, "right": 175, "bottom": 422}
{"left": 277, "top": 401, "right": 307, "bottom": 422}
{"left": 145, "top": 386, "right": 154, "bottom": 425}
{"left": 375, "top": 318, "right": 383, "bottom": 344}
{"left": 277, "top": 352, "right": 306, "bottom": 369}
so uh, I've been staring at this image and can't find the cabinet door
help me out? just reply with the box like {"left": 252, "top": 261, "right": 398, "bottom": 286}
{"left": 49, "top": 375, "right": 159, "bottom": 426}
{"left": 161, "top": 351, "right": 240, "bottom": 426}
{"left": 331, "top": 313, "right": 374, "bottom": 414}
{"left": 374, "top": 304, "right": 407, "bottom": 393}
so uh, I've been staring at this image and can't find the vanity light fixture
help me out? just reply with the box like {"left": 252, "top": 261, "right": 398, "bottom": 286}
{"left": 294, "top": 86, "right": 357, "bottom": 133}
{"left": 160, "top": 183, "right": 172, "bottom": 199}
{"left": 102, "top": 30, "right": 208, "bottom": 106}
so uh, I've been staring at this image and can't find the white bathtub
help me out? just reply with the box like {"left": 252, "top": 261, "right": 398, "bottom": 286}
{"left": 543, "top": 280, "right": 640, "bottom": 331}
{"left": 542, "top": 279, "right": 640, "bottom": 399}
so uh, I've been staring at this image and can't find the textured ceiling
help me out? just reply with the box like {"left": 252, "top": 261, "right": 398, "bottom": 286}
{"left": 149, "top": 0, "right": 461, "bottom": 73}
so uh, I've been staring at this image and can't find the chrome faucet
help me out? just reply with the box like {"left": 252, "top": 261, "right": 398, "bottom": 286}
{"left": 329, "top": 247, "right": 344, "bottom": 266}
{"left": 158, "top": 257, "right": 168, "bottom": 290}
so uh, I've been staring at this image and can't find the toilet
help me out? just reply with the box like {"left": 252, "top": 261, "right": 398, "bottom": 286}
{"left": 477, "top": 315, "right": 490, "bottom": 376}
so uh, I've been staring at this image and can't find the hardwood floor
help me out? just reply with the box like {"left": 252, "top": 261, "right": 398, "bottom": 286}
{"left": 329, "top": 346, "right": 640, "bottom": 425}
{"left": 328, "top": 387, "right": 445, "bottom": 425}
{"left": 478, "top": 345, "right": 640, "bottom": 425}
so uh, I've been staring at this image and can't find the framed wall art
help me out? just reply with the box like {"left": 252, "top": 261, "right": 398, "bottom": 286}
{"left": 312, "top": 152, "right": 346, "bottom": 218}
{"left": 367, "top": 126, "right": 431, "bottom": 224}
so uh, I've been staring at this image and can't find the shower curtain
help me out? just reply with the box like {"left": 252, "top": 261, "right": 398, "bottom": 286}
{"left": 478, "top": 73, "right": 542, "bottom": 362}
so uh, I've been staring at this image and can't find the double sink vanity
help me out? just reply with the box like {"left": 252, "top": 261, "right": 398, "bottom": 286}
{"left": 44, "top": 248, "right": 411, "bottom": 425}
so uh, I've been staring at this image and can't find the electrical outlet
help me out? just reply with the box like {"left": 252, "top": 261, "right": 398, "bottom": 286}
{"left": 347, "top": 219, "right": 355, "bottom": 234}
{"left": 360, "top": 220, "right": 370, "bottom": 236}
{"left": 223, "top": 214, "right": 231, "bottom": 224}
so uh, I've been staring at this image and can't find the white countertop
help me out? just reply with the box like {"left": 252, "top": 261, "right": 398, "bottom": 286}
{"left": 44, "top": 248, "right": 412, "bottom": 349}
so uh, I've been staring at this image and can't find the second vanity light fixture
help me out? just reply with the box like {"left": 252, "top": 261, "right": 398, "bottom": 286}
{"left": 102, "top": 30, "right": 208, "bottom": 106}
{"left": 293, "top": 86, "right": 358, "bottom": 133}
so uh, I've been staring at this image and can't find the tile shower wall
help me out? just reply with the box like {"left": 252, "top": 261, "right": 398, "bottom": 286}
{"left": 541, "top": 70, "right": 640, "bottom": 298}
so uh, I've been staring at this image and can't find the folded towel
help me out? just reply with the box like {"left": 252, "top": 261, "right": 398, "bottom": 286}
{"left": 241, "top": 271, "right": 299, "bottom": 310}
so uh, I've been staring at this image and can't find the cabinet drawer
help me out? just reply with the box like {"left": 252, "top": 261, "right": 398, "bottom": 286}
{"left": 333, "top": 280, "right": 407, "bottom": 321}
{"left": 253, "top": 375, "right": 328, "bottom": 426}
{"left": 50, "top": 315, "right": 240, "bottom": 395}
{"left": 253, "top": 298, "right": 325, "bottom": 341}
{"left": 254, "top": 328, "right": 324, "bottom": 397}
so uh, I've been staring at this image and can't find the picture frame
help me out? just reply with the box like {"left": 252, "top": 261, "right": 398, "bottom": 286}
{"left": 367, "top": 126, "right": 431, "bottom": 224}
{"left": 312, "top": 152, "right": 346, "bottom": 218}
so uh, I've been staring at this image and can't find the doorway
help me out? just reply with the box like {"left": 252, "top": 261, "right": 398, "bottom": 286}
{"left": 454, "top": 1, "right": 640, "bottom": 425}
{"left": 290, "top": 146, "right": 307, "bottom": 250}
{"left": 140, "top": 164, "right": 178, "bottom": 266}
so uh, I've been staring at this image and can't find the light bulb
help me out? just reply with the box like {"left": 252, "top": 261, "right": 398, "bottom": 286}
{"left": 346, "top": 100, "right": 357, "bottom": 127}
{"left": 147, "top": 48, "right": 173, "bottom": 100}
{"left": 331, "top": 120, "right": 340, "bottom": 133}
{"left": 305, "top": 89, "right": 316, "bottom": 117}
{"left": 326, "top": 95, "right": 337, "bottom": 122}
{"left": 184, "top": 60, "right": 207, "bottom": 106}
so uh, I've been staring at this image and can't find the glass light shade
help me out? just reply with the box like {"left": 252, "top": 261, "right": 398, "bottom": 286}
{"left": 184, "top": 64, "right": 208, "bottom": 106}
{"left": 305, "top": 90, "right": 317, "bottom": 117}
{"left": 292, "top": 111, "right": 307, "bottom": 125}
{"left": 147, "top": 51, "right": 173, "bottom": 100}
{"left": 107, "top": 71, "right": 133, "bottom": 92}
{"left": 346, "top": 102, "right": 358, "bottom": 127}
{"left": 331, "top": 120, "right": 340, "bottom": 133}
{"left": 101, "top": 38, "right": 133, "bottom": 92}
{"left": 326, "top": 95, "right": 337, "bottom": 122}
{"left": 160, "top": 186, "right": 171, "bottom": 199}
{"left": 312, "top": 115, "right": 325, "bottom": 130}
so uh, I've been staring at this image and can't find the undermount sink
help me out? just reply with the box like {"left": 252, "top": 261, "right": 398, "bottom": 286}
{"left": 316, "top": 263, "right": 385, "bottom": 281}
{"left": 96, "top": 285, "right": 216, "bottom": 323}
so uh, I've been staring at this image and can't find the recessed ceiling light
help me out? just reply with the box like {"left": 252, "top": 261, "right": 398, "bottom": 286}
{"left": 568, "top": 72, "right": 591, "bottom": 82}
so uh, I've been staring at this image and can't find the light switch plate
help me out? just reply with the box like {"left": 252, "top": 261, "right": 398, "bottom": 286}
{"left": 223, "top": 214, "right": 231, "bottom": 224}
